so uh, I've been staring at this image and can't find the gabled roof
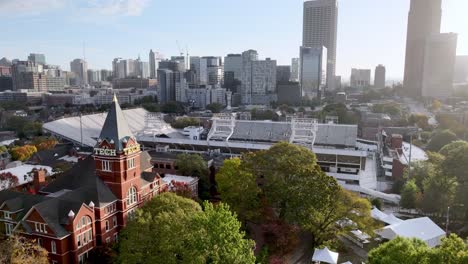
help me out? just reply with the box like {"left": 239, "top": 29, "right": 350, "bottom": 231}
{"left": 40, "top": 157, "right": 96, "bottom": 193}
{"left": 29, "top": 144, "right": 74, "bottom": 167}
{"left": 26, "top": 198, "right": 84, "bottom": 238}
{"left": 97, "top": 95, "right": 134, "bottom": 151}
{"left": 140, "top": 151, "right": 153, "bottom": 171}
{"left": 376, "top": 217, "right": 446, "bottom": 248}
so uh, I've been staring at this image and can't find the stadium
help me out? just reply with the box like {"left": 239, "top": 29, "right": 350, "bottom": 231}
{"left": 43, "top": 108, "right": 400, "bottom": 203}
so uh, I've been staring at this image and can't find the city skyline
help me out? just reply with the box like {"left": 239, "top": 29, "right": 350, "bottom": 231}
{"left": 0, "top": 0, "right": 467, "bottom": 81}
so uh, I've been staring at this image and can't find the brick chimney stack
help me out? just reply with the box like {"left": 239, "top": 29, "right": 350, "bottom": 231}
{"left": 33, "top": 169, "right": 47, "bottom": 193}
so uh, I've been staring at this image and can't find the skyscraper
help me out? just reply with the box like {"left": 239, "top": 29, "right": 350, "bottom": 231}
{"left": 374, "top": 65, "right": 386, "bottom": 89}
{"left": 403, "top": 0, "right": 442, "bottom": 97}
{"left": 303, "top": 0, "right": 338, "bottom": 90}
{"left": 70, "top": 59, "right": 88, "bottom": 85}
{"left": 149, "top": 49, "right": 156, "bottom": 79}
{"left": 454, "top": 56, "right": 468, "bottom": 84}
{"left": 300, "top": 46, "right": 327, "bottom": 99}
{"left": 28, "top": 53, "right": 46, "bottom": 65}
{"left": 422, "top": 33, "right": 458, "bottom": 99}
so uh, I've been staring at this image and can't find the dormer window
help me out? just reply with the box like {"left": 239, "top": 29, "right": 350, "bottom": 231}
{"left": 34, "top": 222, "right": 47, "bottom": 234}
{"left": 4, "top": 211, "right": 11, "bottom": 220}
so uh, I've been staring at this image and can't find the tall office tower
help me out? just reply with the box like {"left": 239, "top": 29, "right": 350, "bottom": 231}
{"left": 135, "top": 57, "right": 149, "bottom": 78}
{"left": 28, "top": 53, "right": 46, "bottom": 65}
{"left": 422, "top": 33, "right": 458, "bottom": 99}
{"left": 171, "top": 56, "right": 186, "bottom": 72}
{"left": 70, "top": 59, "right": 88, "bottom": 85}
{"left": 100, "top": 69, "right": 112, "bottom": 81}
{"left": 374, "top": 65, "right": 386, "bottom": 89}
{"left": 241, "top": 50, "right": 276, "bottom": 105}
{"left": 454, "top": 56, "right": 468, "bottom": 84}
{"left": 224, "top": 54, "right": 243, "bottom": 81}
{"left": 276, "top": 65, "right": 292, "bottom": 83}
{"left": 300, "top": 46, "right": 327, "bottom": 99}
{"left": 157, "top": 69, "right": 183, "bottom": 103}
{"left": 87, "top": 69, "right": 102, "bottom": 84}
{"left": 149, "top": 49, "right": 156, "bottom": 78}
{"left": 403, "top": 0, "right": 442, "bottom": 97}
{"left": 291, "top": 58, "right": 300, "bottom": 82}
{"left": 303, "top": 0, "right": 338, "bottom": 90}
{"left": 350, "top": 68, "right": 371, "bottom": 89}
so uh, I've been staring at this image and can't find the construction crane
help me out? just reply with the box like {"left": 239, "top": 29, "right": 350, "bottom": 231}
{"left": 176, "top": 40, "right": 184, "bottom": 56}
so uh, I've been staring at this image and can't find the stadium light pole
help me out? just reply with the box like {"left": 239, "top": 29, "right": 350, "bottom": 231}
{"left": 80, "top": 113, "right": 83, "bottom": 147}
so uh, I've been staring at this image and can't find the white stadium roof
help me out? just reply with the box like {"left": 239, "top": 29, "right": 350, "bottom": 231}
{"left": 44, "top": 108, "right": 358, "bottom": 148}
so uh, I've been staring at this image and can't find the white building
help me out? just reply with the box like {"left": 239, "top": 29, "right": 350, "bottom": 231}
{"left": 241, "top": 50, "right": 277, "bottom": 105}
{"left": 303, "top": 0, "right": 338, "bottom": 90}
{"left": 291, "top": 58, "right": 300, "bottom": 82}
{"left": 300, "top": 46, "right": 327, "bottom": 99}
{"left": 350, "top": 68, "right": 371, "bottom": 88}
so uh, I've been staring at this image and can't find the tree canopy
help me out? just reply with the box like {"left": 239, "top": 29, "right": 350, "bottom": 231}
{"left": 426, "top": 130, "right": 458, "bottom": 152}
{"left": 205, "top": 103, "right": 224, "bottom": 113}
{"left": 0, "top": 236, "right": 49, "bottom": 264}
{"left": 118, "top": 192, "right": 255, "bottom": 264}
{"left": 10, "top": 145, "right": 37, "bottom": 161}
{"left": 216, "top": 142, "right": 375, "bottom": 248}
{"left": 171, "top": 117, "right": 201, "bottom": 129}
{"left": 368, "top": 235, "right": 468, "bottom": 264}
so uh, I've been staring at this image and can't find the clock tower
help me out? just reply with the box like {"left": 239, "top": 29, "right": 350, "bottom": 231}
{"left": 93, "top": 95, "right": 142, "bottom": 212}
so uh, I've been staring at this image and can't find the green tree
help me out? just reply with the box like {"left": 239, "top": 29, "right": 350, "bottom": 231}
{"left": 400, "top": 179, "right": 421, "bottom": 209}
{"left": 439, "top": 141, "right": 468, "bottom": 218}
{"left": 421, "top": 171, "right": 457, "bottom": 215}
{"left": 161, "top": 101, "right": 185, "bottom": 114}
{"left": 430, "top": 234, "right": 468, "bottom": 264}
{"left": 174, "top": 153, "right": 210, "bottom": 199}
{"left": 427, "top": 130, "right": 458, "bottom": 152}
{"left": 368, "top": 237, "right": 431, "bottom": 264}
{"left": 409, "top": 114, "right": 430, "bottom": 130}
{"left": 171, "top": 117, "right": 201, "bottom": 129}
{"left": 369, "top": 235, "right": 468, "bottom": 264}
{"left": 216, "top": 158, "right": 261, "bottom": 221}
{"left": 241, "top": 142, "right": 374, "bottom": 247}
{"left": 118, "top": 193, "right": 255, "bottom": 264}
{"left": 206, "top": 103, "right": 224, "bottom": 113}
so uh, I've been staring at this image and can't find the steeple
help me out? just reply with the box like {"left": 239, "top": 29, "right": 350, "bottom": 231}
{"left": 97, "top": 94, "right": 134, "bottom": 151}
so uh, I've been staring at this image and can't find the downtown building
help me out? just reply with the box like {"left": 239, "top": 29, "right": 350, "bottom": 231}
{"left": 240, "top": 50, "right": 277, "bottom": 105}
{"left": 303, "top": 0, "right": 338, "bottom": 90}
{"left": 300, "top": 46, "right": 327, "bottom": 99}
{"left": 0, "top": 97, "right": 166, "bottom": 264}
{"left": 374, "top": 65, "right": 386, "bottom": 89}
{"left": 350, "top": 68, "right": 371, "bottom": 89}
{"left": 70, "top": 59, "right": 88, "bottom": 86}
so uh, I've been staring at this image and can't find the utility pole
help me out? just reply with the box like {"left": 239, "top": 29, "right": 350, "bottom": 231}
{"left": 446, "top": 206, "right": 450, "bottom": 234}
{"left": 408, "top": 133, "right": 412, "bottom": 179}
{"left": 80, "top": 113, "right": 83, "bottom": 147}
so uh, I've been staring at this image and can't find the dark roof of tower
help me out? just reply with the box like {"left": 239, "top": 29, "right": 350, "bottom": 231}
{"left": 98, "top": 95, "right": 135, "bottom": 151}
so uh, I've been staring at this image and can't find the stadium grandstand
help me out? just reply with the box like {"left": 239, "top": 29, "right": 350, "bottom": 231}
{"left": 43, "top": 108, "right": 400, "bottom": 203}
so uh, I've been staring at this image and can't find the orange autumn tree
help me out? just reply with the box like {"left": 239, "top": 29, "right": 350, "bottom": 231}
{"left": 10, "top": 145, "right": 37, "bottom": 161}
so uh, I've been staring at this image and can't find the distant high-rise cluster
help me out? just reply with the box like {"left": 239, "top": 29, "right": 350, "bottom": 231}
{"left": 300, "top": 46, "right": 327, "bottom": 99}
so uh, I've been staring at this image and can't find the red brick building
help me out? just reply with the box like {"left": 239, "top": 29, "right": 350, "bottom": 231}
{"left": 0, "top": 96, "right": 166, "bottom": 263}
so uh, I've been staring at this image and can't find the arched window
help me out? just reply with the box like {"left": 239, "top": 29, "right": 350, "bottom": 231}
{"left": 126, "top": 187, "right": 137, "bottom": 206}
{"left": 76, "top": 216, "right": 92, "bottom": 230}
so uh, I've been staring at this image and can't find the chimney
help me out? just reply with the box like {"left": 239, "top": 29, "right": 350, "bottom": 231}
{"left": 33, "top": 169, "right": 47, "bottom": 193}
{"left": 390, "top": 134, "right": 403, "bottom": 150}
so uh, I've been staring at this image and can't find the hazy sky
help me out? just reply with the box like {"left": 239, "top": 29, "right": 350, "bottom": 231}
{"left": 0, "top": 0, "right": 466, "bottom": 81}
